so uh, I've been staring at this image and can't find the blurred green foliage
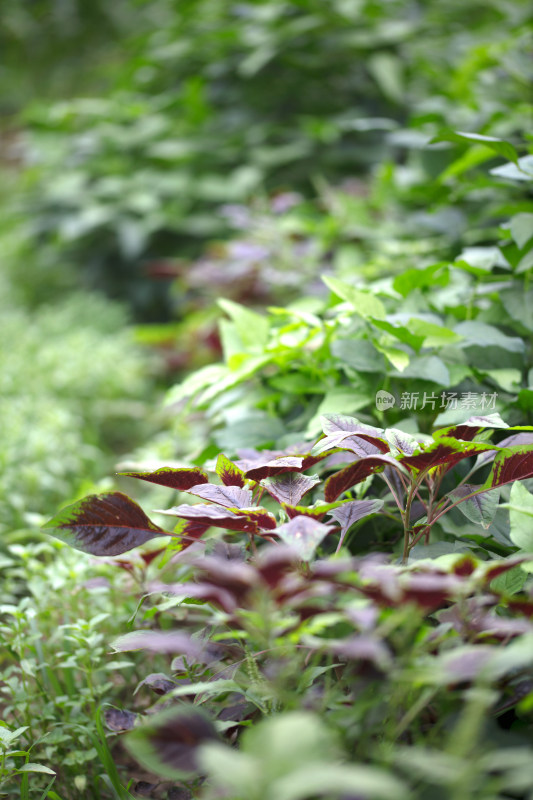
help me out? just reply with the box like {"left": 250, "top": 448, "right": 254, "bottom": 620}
{"left": 5, "top": 0, "right": 531, "bottom": 317}
{"left": 0, "top": 289, "right": 151, "bottom": 537}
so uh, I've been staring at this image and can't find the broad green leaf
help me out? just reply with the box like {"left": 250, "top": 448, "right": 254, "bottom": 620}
{"left": 370, "top": 318, "right": 425, "bottom": 351}
{"left": 17, "top": 764, "right": 56, "bottom": 775}
{"left": 506, "top": 482, "right": 533, "bottom": 551}
{"left": 491, "top": 155, "right": 533, "bottom": 181}
{"left": 374, "top": 342, "right": 409, "bottom": 372}
{"left": 273, "top": 763, "right": 408, "bottom": 800}
{"left": 332, "top": 338, "right": 387, "bottom": 372}
{"left": 393, "top": 264, "right": 449, "bottom": 298}
{"left": 510, "top": 213, "right": 533, "bottom": 249}
{"left": 455, "top": 320, "right": 524, "bottom": 352}
{"left": 217, "top": 299, "right": 270, "bottom": 353}
{"left": 516, "top": 247, "right": 533, "bottom": 274}
{"left": 323, "top": 276, "right": 386, "bottom": 319}
{"left": 164, "top": 364, "right": 226, "bottom": 407}
{"left": 431, "top": 129, "right": 518, "bottom": 165}
{"left": 447, "top": 486, "right": 500, "bottom": 528}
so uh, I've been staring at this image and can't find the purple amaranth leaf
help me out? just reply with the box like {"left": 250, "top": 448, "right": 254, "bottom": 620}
{"left": 43, "top": 492, "right": 167, "bottom": 556}
{"left": 215, "top": 453, "right": 247, "bottom": 487}
{"left": 274, "top": 515, "right": 336, "bottom": 560}
{"left": 321, "top": 414, "right": 385, "bottom": 438}
{"left": 125, "top": 706, "right": 219, "bottom": 779}
{"left": 150, "top": 580, "right": 240, "bottom": 613}
{"left": 244, "top": 455, "right": 305, "bottom": 481}
{"left": 262, "top": 473, "right": 320, "bottom": 505}
{"left": 119, "top": 467, "right": 208, "bottom": 490}
{"left": 171, "top": 519, "right": 210, "bottom": 549}
{"left": 135, "top": 673, "right": 178, "bottom": 696}
{"left": 283, "top": 501, "right": 343, "bottom": 520}
{"left": 235, "top": 444, "right": 325, "bottom": 475}
{"left": 185, "top": 483, "right": 253, "bottom": 509}
{"left": 328, "top": 499, "right": 384, "bottom": 551}
{"left": 233, "top": 506, "right": 277, "bottom": 531}
{"left": 475, "top": 433, "right": 533, "bottom": 470}
{"left": 484, "top": 444, "right": 533, "bottom": 490}
{"left": 156, "top": 503, "right": 274, "bottom": 533}
{"left": 447, "top": 485, "right": 500, "bottom": 528}
{"left": 104, "top": 708, "right": 138, "bottom": 732}
{"left": 433, "top": 413, "right": 510, "bottom": 442}
{"left": 111, "top": 631, "right": 205, "bottom": 657}
{"left": 325, "top": 455, "right": 410, "bottom": 502}
{"left": 326, "top": 635, "right": 392, "bottom": 669}
{"left": 313, "top": 432, "right": 386, "bottom": 457}
{"left": 385, "top": 428, "right": 428, "bottom": 455}
{"left": 398, "top": 437, "right": 497, "bottom": 473}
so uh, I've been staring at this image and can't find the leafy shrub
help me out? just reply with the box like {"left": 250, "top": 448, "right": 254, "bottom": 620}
{"left": 43, "top": 411, "right": 533, "bottom": 797}
{"left": 154, "top": 143, "right": 533, "bottom": 458}
{"left": 11, "top": 0, "right": 531, "bottom": 315}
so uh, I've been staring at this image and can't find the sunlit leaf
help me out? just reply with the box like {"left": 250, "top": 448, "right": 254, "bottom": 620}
{"left": 215, "top": 453, "right": 247, "bottom": 487}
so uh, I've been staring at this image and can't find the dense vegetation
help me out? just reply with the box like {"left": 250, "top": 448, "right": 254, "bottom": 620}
{"left": 1, "top": 1, "right": 533, "bottom": 798}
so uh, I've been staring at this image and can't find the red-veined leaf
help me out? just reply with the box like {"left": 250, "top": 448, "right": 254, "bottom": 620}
{"left": 261, "top": 473, "right": 320, "bottom": 505}
{"left": 119, "top": 467, "right": 208, "bottom": 490}
{"left": 43, "top": 492, "right": 167, "bottom": 556}
{"left": 325, "top": 455, "right": 410, "bottom": 502}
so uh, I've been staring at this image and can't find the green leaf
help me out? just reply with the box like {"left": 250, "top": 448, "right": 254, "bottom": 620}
{"left": 392, "top": 264, "right": 449, "bottom": 298}
{"left": 491, "top": 155, "right": 533, "bottom": 181}
{"left": 506, "top": 482, "right": 533, "bottom": 551}
{"left": 218, "top": 299, "right": 270, "bottom": 354}
{"left": 510, "top": 213, "right": 533, "bottom": 249}
{"left": 273, "top": 764, "right": 407, "bottom": 800}
{"left": 447, "top": 486, "right": 500, "bottom": 528}
{"left": 370, "top": 319, "right": 425, "bottom": 351}
{"left": 374, "top": 342, "right": 410, "bottom": 372}
{"left": 323, "top": 276, "right": 386, "bottom": 319}
{"left": 431, "top": 129, "right": 518, "bottom": 165}
{"left": 18, "top": 763, "right": 56, "bottom": 775}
